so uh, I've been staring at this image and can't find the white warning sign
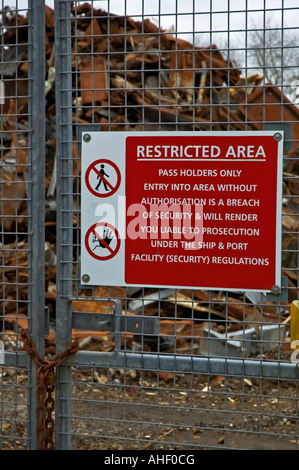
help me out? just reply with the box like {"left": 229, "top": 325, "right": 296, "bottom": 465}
{"left": 81, "top": 133, "right": 125, "bottom": 286}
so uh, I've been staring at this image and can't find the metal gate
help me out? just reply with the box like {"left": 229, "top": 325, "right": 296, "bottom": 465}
{"left": 1, "top": 0, "right": 46, "bottom": 450}
{"left": 1, "top": 0, "right": 299, "bottom": 451}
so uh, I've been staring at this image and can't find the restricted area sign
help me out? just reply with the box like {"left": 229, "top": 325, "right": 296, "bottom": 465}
{"left": 81, "top": 131, "right": 283, "bottom": 292}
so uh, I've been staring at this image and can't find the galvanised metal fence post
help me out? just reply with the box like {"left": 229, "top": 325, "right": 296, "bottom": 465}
{"left": 54, "top": 0, "right": 74, "bottom": 450}
{"left": 27, "top": 0, "right": 46, "bottom": 450}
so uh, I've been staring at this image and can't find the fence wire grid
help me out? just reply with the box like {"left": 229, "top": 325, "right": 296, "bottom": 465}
{"left": 1, "top": 0, "right": 299, "bottom": 451}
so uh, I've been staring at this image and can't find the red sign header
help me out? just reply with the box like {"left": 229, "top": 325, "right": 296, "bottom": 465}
{"left": 125, "top": 133, "right": 283, "bottom": 292}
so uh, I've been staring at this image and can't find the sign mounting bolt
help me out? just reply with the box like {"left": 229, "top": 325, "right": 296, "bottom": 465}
{"left": 83, "top": 133, "right": 91, "bottom": 142}
{"left": 273, "top": 132, "right": 282, "bottom": 141}
{"left": 271, "top": 285, "right": 281, "bottom": 295}
{"left": 82, "top": 274, "right": 90, "bottom": 283}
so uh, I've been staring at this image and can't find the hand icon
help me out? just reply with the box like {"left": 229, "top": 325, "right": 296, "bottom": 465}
{"left": 100, "top": 228, "right": 113, "bottom": 247}
{"left": 92, "top": 228, "right": 114, "bottom": 250}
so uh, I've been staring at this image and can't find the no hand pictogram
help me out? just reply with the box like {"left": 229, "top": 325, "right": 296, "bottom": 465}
{"left": 85, "top": 159, "right": 121, "bottom": 197}
{"left": 85, "top": 222, "right": 121, "bottom": 261}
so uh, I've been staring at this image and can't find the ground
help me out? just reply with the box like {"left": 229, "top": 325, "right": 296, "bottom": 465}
{"left": 1, "top": 348, "right": 298, "bottom": 451}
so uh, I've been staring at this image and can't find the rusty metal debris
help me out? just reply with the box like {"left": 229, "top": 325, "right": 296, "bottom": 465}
{"left": 0, "top": 5, "right": 297, "bottom": 369}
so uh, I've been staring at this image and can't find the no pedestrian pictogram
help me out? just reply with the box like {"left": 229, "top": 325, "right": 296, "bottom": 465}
{"left": 85, "top": 222, "right": 121, "bottom": 261}
{"left": 85, "top": 159, "right": 121, "bottom": 197}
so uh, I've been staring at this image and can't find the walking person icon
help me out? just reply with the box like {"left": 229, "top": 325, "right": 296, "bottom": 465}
{"left": 85, "top": 159, "right": 121, "bottom": 198}
{"left": 95, "top": 164, "right": 109, "bottom": 191}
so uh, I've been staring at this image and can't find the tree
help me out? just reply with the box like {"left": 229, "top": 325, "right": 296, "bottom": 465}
{"left": 247, "top": 18, "right": 299, "bottom": 94}
{"left": 199, "top": 18, "right": 299, "bottom": 102}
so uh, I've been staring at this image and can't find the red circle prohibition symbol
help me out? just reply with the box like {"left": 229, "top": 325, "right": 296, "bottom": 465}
{"left": 85, "top": 222, "right": 121, "bottom": 261}
{"left": 85, "top": 159, "right": 121, "bottom": 198}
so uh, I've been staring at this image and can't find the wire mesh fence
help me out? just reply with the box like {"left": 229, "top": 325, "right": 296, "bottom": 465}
{"left": 1, "top": 0, "right": 31, "bottom": 449}
{"left": 0, "top": 0, "right": 45, "bottom": 449}
{"left": 1, "top": 0, "right": 299, "bottom": 451}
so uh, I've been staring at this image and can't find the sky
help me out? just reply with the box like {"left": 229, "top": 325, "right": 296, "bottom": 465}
{"left": 4, "top": 0, "right": 299, "bottom": 34}
{"left": 3, "top": 0, "right": 299, "bottom": 84}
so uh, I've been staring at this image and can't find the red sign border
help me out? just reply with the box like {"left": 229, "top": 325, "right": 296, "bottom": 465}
{"left": 85, "top": 159, "right": 121, "bottom": 198}
{"left": 85, "top": 222, "right": 121, "bottom": 261}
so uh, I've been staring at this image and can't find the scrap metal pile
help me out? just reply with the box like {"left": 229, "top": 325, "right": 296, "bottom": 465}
{"left": 1, "top": 4, "right": 299, "bottom": 362}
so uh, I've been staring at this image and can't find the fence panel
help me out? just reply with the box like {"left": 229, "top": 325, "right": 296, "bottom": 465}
{"left": 53, "top": 0, "right": 299, "bottom": 451}
{"left": 2, "top": 0, "right": 299, "bottom": 451}
{"left": 0, "top": 0, "right": 46, "bottom": 450}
